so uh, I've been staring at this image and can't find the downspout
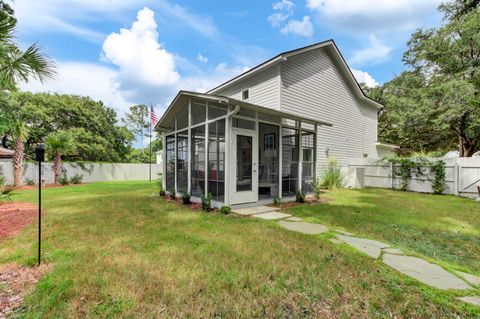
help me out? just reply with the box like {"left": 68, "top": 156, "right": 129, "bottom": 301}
{"left": 227, "top": 104, "right": 240, "bottom": 118}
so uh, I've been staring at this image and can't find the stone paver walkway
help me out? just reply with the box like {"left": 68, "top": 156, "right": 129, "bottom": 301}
{"left": 382, "top": 254, "right": 471, "bottom": 290}
{"left": 231, "top": 204, "right": 480, "bottom": 307}
{"left": 278, "top": 221, "right": 328, "bottom": 235}
{"left": 254, "top": 212, "right": 291, "bottom": 220}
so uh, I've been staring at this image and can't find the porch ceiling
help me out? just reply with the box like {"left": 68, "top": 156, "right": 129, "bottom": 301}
{"left": 155, "top": 90, "right": 332, "bottom": 132}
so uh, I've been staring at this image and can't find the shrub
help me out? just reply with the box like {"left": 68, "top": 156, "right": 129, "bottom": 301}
{"left": 59, "top": 173, "right": 70, "bottom": 186}
{"left": 181, "top": 192, "right": 191, "bottom": 205}
{"left": 313, "top": 178, "right": 322, "bottom": 199}
{"left": 25, "top": 178, "right": 35, "bottom": 186}
{"left": 201, "top": 193, "right": 212, "bottom": 212}
{"left": 321, "top": 158, "right": 344, "bottom": 190}
{"left": 429, "top": 160, "right": 446, "bottom": 194}
{"left": 168, "top": 189, "right": 176, "bottom": 200}
{"left": 69, "top": 174, "right": 83, "bottom": 184}
{"left": 295, "top": 191, "right": 306, "bottom": 203}
{"left": 158, "top": 175, "right": 165, "bottom": 196}
{"left": 0, "top": 174, "right": 15, "bottom": 202}
{"left": 220, "top": 206, "right": 231, "bottom": 215}
{"left": 272, "top": 197, "right": 281, "bottom": 206}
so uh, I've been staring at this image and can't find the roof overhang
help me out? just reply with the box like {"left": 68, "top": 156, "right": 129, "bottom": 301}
{"left": 0, "top": 147, "right": 14, "bottom": 158}
{"left": 375, "top": 142, "right": 400, "bottom": 150}
{"left": 207, "top": 39, "right": 383, "bottom": 110}
{"left": 155, "top": 91, "right": 332, "bottom": 132}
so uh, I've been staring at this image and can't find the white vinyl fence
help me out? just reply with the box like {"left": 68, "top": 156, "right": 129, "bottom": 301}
{"left": 345, "top": 158, "right": 480, "bottom": 198}
{"left": 0, "top": 161, "right": 163, "bottom": 185}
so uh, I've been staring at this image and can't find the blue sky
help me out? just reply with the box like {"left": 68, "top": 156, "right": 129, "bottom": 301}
{"left": 15, "top": 0, "right": 444, "bottom": 117}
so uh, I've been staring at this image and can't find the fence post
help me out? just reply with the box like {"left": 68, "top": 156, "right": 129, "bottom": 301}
{"left": 390, "top": 162, "right": 394, "bottom": 189}
{"left": 454, "top": 160, "right": 460, "bottom": 196}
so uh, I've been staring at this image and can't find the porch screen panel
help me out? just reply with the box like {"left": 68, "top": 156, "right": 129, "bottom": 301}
{"left": 176, "top": 130, "right": 188, "bottom": 193}
{"left": 208, "top": 119, "right": 225, "bottom": 201}
{"left": 166, "top": 135, "right": 175, "bottom": 192}
{"left": 301, "top": 131, "right": 315, "bottom": 193}
{"left": 191, "top": 125, "right": 205, "bottom": 196}
{"left": 282, "top": 127, "right": 299, "bottom": 196}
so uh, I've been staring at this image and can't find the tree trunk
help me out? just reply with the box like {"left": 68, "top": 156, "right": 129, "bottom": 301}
{"left": 12, "top": 135, "right": 24, "bottom": 186}
{"left": 53, "top": 152, "right": 62, "bottom": 184}
{"left": 458, "top": 135, "right": 476, "bottom": 157}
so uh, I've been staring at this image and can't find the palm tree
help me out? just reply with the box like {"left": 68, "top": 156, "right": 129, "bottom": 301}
{"left": 45, "top": 131, "right": 76, "bottom": 184}
{"left": 0, "top": 6, "right": 56, "bottom": 186}
{"left": 12, "top": 121, "right": 27, "bottom": 186}
{"left": 0, "top": 10, "right": 56, "bottom": 91}
{"left": 0, "top": 172, "right": 15, "bottom": 201}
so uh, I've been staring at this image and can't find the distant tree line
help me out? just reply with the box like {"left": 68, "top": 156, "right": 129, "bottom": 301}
{"left": 363, "top": 0, "right": 480, "bottom": 157}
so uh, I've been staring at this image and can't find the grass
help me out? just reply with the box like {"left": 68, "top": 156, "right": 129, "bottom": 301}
{"left": 0, "top": 182, "right": 478, "bottom": 317}
{"left": 290, "top": 188, "right": 480, "bottom": 274}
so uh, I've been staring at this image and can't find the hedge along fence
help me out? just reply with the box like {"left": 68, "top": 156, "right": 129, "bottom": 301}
{"left": 0, "top": 161, "right": 163, "bottom": 185}
{"left": 345, "top": 157, "right": 480, "bottom": 198}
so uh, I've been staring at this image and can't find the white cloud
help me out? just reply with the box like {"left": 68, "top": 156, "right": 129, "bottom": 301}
{"left": 351, "top": 69, "right": 379, "bottom": 87}
{"left": 19, "top": 61, "right": 131, "bottom": 115}
{"left": 280, "top": 16, "right": 314, "bottom": 37}
{"left": 197, "top": 53, "right": 208, "bottom": 63}
{"left": 306, "top": 0, "right": 442, "bottom": 33}
{"left": 267, "top": 0, "right": 295, "bottom": 27}
{"left": 102, "top": 7, "right": 180, "bottom": 105}
{"left": 349, "top": 35, "right": 392, "bottom": 66}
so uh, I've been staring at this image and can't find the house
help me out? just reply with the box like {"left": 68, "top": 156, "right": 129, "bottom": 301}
{"left": 0, "top": 147, "right": 14, "bottom": 162}
{"left": 156, "top": 39, "right": 393, "bottom": 207}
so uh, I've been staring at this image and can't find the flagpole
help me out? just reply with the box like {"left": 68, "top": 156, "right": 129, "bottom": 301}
{"left": 149, "top": 103, "right": 152, "bottom": 183}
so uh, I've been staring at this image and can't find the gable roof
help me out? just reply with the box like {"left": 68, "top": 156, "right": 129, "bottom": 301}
{"left": 207, "top": 39, "right": 383, "bottom": 110}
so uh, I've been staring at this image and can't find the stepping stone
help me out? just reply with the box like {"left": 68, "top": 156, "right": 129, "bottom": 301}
{"left": 334, "top": 229, "right": 354, "bottom": 236}
{"left": 285, "top": 216, "right": 302, "bottom": 222}
{"left": 382, "top": 254, "right": 471, "bottom": 290}
{"left": 232, "top": 206, "right": 279, "bottom": 216}
{"left": 254, "top": 212, "right": 291, "bottom": 220}
{"left": 383, "top": 248, "right": 403, "bottom": 255}
{"left": 336, "top": 235, "right": 389, "bottom": 259}
{"left": 457, "top": 296, "right": 480, "bottom": 306}
{"left": 278, "top": 221, "right": 328, "bottom": 235}
{"left": 455, "top": 271, "right": 480, "bottom": 286}
{"left": 330, "top": 238, "right": 342, "bottom": 244}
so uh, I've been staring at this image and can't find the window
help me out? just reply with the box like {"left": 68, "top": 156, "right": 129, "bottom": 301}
{"left": 236, "top": 135, "right": 252, "bottom": 191}
{"left": 282, "top": 128, "right": 299, "bottom": 196}
{"left": 176, "top": 131, "right": 188, "bottom": 193}
{"left": 301, "top": 131, "right": 315, "bottom": 193}
{"left": 208, "top": 119, "right": 225, "bottom": 201}
{"left": 165, "top": 135, "right": 175, "bottom": 192}
{"left": 191, "top": 125, "right": 205, "bottom": 197}
{"left": 242, "top": 89, "right": 249, "bottom": 100}
{"left": 176, "top": 104, "right": 188, "bottom": 130}
{"left": 259, "top": 123, "right": 279, "bottom": 198}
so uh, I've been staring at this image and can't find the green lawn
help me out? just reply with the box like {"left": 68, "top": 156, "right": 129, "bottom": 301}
{"left": 289, "top": 188, "right": 480, "bottom": 274}
{"left": 0, "top": 182, "right": 479, "bottom": 318}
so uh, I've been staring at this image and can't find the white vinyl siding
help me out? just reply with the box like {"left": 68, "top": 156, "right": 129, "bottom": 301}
{"left": 213, "top": 64, "right": 281, "bottom": 110}
{"left": 280, "top": 47, "right": 378, "bottom": 174}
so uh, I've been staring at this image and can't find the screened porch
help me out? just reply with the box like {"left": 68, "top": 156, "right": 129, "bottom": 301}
{"left": 156, "top": 91, "right": 332, "bottom": 206}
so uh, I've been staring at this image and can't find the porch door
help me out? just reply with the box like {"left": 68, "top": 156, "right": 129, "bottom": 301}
{"left": 231, "top": 129, "right": 258, "bottom": 204}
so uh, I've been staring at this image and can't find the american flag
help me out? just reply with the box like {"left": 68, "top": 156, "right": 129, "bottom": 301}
{"left": 151, "top": 105, "right": 157, "bottom": 126}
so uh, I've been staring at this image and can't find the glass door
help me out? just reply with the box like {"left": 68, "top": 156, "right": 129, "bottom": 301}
{"left": 231, "top": 129, "right": 258, "bottom": 204}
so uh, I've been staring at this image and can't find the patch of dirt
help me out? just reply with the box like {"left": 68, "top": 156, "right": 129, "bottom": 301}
{"left": 16, "top": 183, "right": 86, "bottom": 191}
{"left": 0, "top": 263, "right": 50, "bottom": 318}
{"left": 0, "top": 202, "right": 39, "bottom": 241}
{"left": 269, "top": 196, "right": 332, "bottom": 209}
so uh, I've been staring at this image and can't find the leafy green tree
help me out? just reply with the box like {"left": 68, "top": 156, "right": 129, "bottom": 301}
{"left": 123, "top": 104, "right": 149, "bottom": 152}
{"left": 46, "top": 130, "right": 77, "bottom": 184}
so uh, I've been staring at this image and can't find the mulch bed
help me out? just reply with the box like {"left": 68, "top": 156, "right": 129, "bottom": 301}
{"left": 0, "top": 202, "right": 39, "bottom": 241}
{"left": 0, "top": 263, "right": 50, "bottom": 318}
{"left": 15, "top": 183, "right": 86, "bottom": 191}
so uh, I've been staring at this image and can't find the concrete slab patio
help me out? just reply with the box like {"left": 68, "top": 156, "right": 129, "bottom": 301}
{"left": 382, "top": 254, "right": 471, "bottom": 290}
{"left": 278, "top": 221, "right": 328, "bottom": 235}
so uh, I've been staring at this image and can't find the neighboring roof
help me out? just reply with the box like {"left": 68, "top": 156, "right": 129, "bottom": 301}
{"left": 155, "top": 90, "right": 332, "bottom": 132}
{"left": 0, "top": 147, "right": 14, "bottom": 158}
{"left": 375, "top": 142, "right": 400, "bottom": 150}
{"left": 207, "top": 39, "right": 384, "bottom": 110}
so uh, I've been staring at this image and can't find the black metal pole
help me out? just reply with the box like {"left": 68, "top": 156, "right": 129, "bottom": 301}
{"left": 38, "top": 161, "right": 41, "bottom": 266}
